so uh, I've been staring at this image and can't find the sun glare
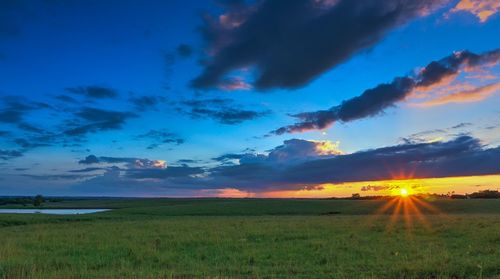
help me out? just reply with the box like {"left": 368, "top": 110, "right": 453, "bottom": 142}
{"left": 400, "top": 188, "right": 409, "bottom": 197}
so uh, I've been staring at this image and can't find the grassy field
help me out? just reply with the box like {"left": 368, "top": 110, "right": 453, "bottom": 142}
{"left": 0, "top": 198, "right": 499, "bottom": 278}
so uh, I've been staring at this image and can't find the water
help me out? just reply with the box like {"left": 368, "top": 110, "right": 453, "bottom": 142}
{"left": 0, "top": 209, "right": 110, "bottom": 215}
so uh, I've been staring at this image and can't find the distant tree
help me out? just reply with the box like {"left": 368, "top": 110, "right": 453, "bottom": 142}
{"left": 33, "top": 195, "right": 44, "bottom": 207}
{"left": 351, "top": 193, "right": 361, "bottom": 199}
{"left": 469, "top": 190, "right": 500, "bottom": 199}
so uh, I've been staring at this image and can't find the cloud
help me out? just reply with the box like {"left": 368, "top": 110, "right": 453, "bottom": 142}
{"left": 0, "top": 97, "right": 53, "bottom": 138}
{"left": 213, "top": 139, "right": 342, "bottom": 166}
{"left": 136, "top": 129, "right": 184, "bottom": 149}
{"left": 192, "top": 0, "right": 446, "bottom": 90}
{"left": 78, "top": 154, "right": 167, "bottom": 169}
{"left": 129, "top": 95, "right": 167, "bottom": 111}
{"left": 451, "top": 122, "right": 472, "bottom": 129}
{"left": 74, "top": 135, "right": 493, "bottom": 193}
{"left": 125, "top": 166, "right": 204, "bottom": 179}
{"left": 0, "top": 110, "right": 23, "bottom": 124}
{"left": 55, "top": 95, "right": 79, "bottom": 104}
{"left": 264, "top": 139, "right": 343, "bottom": 163}
{"left": 218, "top": 77, "right": 252, "bottom": 91}
{"left": 177, "top": 44, "right": 193, "bottom": 58}
{"left": 66, "top": 86, "right": 118, "bottom": 99}
{"left": 450, "top": 0, "right": 499, "bottom": 22}
{"left": 179, "top": 98, "right": 270, "bottom": 124}
{"left": 273, "top": 49, "right": 500, "bottom": 134}
{"left": 25, "top": 135, "right": 499, "bottom": 195}
{"left": 0, "top": 149, "right": 23, "bottom": 160}
{"left": 17, "top": 123, "right": 46, "bottom": 134}
{"left": 176, "top": 159, "right": 201, "bottom": 164}
{"left": 76, "top": 154, "right": 203, "bottom": 180}
{"left": 14, "top": 138, "right": 51, "bottom": 149}
{"left": 22, "top": 174, "right": 91, "bottom": 181}
{"left": 203, "top": 136, "right": 500, "bottom": 191}
{"left": 78, "top": 155, "right": 100, "bottom": 165}
{"left": 360, "top": 185, "right": 391, "bottom": 192}
{"left": 212, "top": 153, "right": 246, "bottom": 162}
{"left": 64, "top": 107, "right": 137, "bottom": 136}
{"left": 69, "top": 167, "right": 105, "bottom": 173}
{"left": 414, "top": 82, "right": 500, "bottom": 107}
{"left": 0, "top": 96, "right": 48, "bottom": 124}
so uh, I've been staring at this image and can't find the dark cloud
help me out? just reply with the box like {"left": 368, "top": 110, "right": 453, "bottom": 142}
{"left": 69, "top": 167, "right": 105, "bottom": 173}
{"left": 75, "top": 154, "right": 204, "bottom": 180}
{"left": 204, "top": 136, "right": 500, "bottom": 191}
{"left": 360, "top": 185, "right": 391, "bottom": 192}
{"left": 194, "top": 108, "right": 268, "bottom": 125}
{"left": 400, "top": 123, "right": 478, "bottom": 144}
{"left": 22, "top": 174, "right": 91, "bottom": 181}
{"left": 14, "top": 168, "right": 28, "bottom": 171}
{"left": 78, "top": 155, "right": 166, "bottom": 170}
{"left": 78, "top": 155, "right": 100, "bottom": 165}
{"left": 0, "top": 96, "right": 47, "bottom": 124}
{"left": 136, "top": 129, "right": 184, "bottom": 149}
{"left": 55, "top": 95, "right": 79, "bottom": 104}
{"left": 0, "top": 110, "right": 23, "bottom": 123}
{"left": 0, "top": 149, "right": 23, "bottom": 160}
{"left": 451, "top": 122, "right": 472, "bottom": 129}
{"left": 176, "top": 159, "right": 203, "bottom": 165}
{"left": 125, "top": 166, "right": 204, "bottom": 179}
{"left": 14, "top": 138, "right": 51, "bottom": 149}
{"left": 179, "top": 98, "right": 270, "bottom": 124}
{"left": 214, "top": 139, "right": 341, "bottom": 165}
{"left": 0, "top": 97, "right": 53, "bottom": 149}
{"left": 66, "top": 86, "right": 118, "bottom": 99}
{"left": 64, "top": 107, "right": 137, "bottom": 136}
{"left": 129, "top": 95, "right": 167, "bottom": 111}
{"left": 26, "top": 136, "right": 500, "bottom": 194}
{"left": 192, "top": 0, "right": 446, "bottom": 90}
{"left": 273, "top": 49, "right": 500, "bottom": 134}
{"left": 0, "top": 111, "right": 23, "bottom": 123}
{"left": 17, "top": 122, "right": 46, "bottom": 134}
{"left": 212, "top": 153, "right": 245, "bottom": 162}
{"left": 177, "top": 44, "right": 193, "bottom": 58}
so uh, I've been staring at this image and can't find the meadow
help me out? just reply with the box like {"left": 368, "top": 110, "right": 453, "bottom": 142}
{"left": 0, "top": 198, "right": 499, "bottom": 278}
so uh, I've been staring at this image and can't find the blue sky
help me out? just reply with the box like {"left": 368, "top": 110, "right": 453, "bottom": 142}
{"left": 0, "top": 0, "right": 499, "bottom": 197}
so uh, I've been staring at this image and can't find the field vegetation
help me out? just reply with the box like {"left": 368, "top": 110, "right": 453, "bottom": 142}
{"left": 0, "top": 198, "right": 499, "bottom": 278}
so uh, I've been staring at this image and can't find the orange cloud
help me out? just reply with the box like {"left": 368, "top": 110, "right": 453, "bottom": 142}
{"left": 218, "top": 77, "right": 252, "bottom": 91}
{"left": 198, "top": 188, "right": 255, "bottom": 198}
{"left": 451, "top": 0, "right": 500, "bottom": 22}
{"left": 311, "top": 140, "right": 343, "bottom": 155}
{"left": 415, "top": 83, "right": 500, "bottom": 107}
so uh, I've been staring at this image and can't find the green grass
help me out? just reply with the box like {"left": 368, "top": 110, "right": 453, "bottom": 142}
{"left": 1, "top": 199, "right": 499, "bottom": 278}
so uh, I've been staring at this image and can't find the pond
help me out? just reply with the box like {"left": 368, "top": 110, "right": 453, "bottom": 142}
{"left": 0, "top": 209, "right": 110, "bottom": 215}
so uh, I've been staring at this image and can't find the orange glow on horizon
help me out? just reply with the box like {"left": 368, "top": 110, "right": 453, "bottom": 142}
{"left": 257, "top": 174, "right": 500, "bottom": 198}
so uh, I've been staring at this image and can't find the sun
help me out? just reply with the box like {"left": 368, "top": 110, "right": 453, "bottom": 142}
{"left": 400, "top": 188, "right": 409, "bottom": 197}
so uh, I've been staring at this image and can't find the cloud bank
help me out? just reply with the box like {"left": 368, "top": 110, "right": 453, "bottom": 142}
{"left": 45, "top": 136, "right": 499, "bottom": 195}
{"left": 192, "top": 0, "right": 446, "bottom": 90}
{"left": 273, "top": 49, "right": 500, "bottom": 134}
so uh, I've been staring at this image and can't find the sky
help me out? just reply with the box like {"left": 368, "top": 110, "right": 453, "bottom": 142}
{"left": 0, "top": 0, "right": 499, "bottom": 197}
